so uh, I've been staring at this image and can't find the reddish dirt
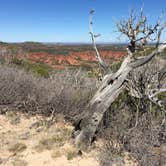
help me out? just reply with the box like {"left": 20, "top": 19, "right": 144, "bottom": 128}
{"left": 25, "top": 50, "right": 126, "bottom": 69}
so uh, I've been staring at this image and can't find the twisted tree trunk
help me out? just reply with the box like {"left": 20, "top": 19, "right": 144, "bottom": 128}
{"left": 73, "top": 9, "right": 166, "bottom": 147}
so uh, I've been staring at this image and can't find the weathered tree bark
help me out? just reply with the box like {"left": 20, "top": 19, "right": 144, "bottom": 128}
{"left": 73, "top": 9, "right": 166, "bottom": 147}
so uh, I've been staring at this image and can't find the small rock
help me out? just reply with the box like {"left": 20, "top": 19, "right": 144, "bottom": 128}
{"left": 19, "top": 132, "right": 30, "bottom": 140}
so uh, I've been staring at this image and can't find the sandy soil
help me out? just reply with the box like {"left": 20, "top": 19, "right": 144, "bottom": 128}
{"left": 0, "top": 112, "right": 140, "bottom": 166}
{"left": 0, "top": 113, "right": 99, "bottom": 166}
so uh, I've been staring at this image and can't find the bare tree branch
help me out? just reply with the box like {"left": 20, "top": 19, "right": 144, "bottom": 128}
{"left": 130, "top": 43, "right": 166, "bottom": 68}
{"left": 89, "top": 9, "right": 111, "bottom": 74}
{"left": 73, "top": 8, "right": 166, "bottom": 148}
{"left": 117, "top": 8, "right": 166, "bottom": 55}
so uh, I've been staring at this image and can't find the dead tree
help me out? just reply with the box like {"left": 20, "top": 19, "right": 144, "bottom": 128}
{"left": 73, "top": 9, "right": 166, "bottom": 147}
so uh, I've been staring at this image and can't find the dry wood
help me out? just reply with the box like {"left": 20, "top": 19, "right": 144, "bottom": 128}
{"left": 73, "top": 9, "right": 166, "bottom": 147}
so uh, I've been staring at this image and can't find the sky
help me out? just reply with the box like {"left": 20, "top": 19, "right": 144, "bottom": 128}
{"left": 0, "top": 0, "right": 166, "bottom": 43}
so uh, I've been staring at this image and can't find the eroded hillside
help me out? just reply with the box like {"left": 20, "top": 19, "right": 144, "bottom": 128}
{"left": 0, "top": 42, "right": 126, "bottom": 69}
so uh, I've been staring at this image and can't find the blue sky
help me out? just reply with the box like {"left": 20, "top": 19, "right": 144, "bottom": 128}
{"left": 0, "top": 0, "right": 165, "bottom": 42}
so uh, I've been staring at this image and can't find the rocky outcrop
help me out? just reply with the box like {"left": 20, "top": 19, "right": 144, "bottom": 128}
{"left": 26, "top": 50, "right": 126, "bottom": 69}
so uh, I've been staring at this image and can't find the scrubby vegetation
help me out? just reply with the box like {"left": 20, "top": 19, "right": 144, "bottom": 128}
{"left": 18, "top": 42, "right": 125, "bottom": 55}
{"left": 12, "top": 58, "right": 52, "bottom": 77}
{"left": 0, "top": 53, "right": 165, "bottom": 165}
{"left": 0, "top": 39, "right": 165, "bottom": 166}
{"left": 98, "top": 57, "right": 166, "bottom": 166}
{"left": 0, "top": 11, "right": 166, "bottom": 165}
{"left": 0, "top": 64, "right": 96, "bottom": 120}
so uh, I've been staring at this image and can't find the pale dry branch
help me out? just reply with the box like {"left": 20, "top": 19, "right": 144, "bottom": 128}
{"left": 73, "top": 8, "right": 166, "bottom": 148}
{"left": 89, "top": 9, "right": 111, "bottom": 74}
{"left": 117, "top": 8, "right": 166, "bottom": 55}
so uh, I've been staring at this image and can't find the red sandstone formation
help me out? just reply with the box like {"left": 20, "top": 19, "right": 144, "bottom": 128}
{"left": 25, "top": 50, "right": 126, "bottom": 69}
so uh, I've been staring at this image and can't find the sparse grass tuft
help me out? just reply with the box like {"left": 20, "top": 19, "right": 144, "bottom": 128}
{"left": 51, "top": 150, "right": 62, "bottom": 159}
{"left": 66, "top": 150, "right": 78, "bottom": 160}
{"left": 35, "top": 135, "right": 64, "bottom": 152}
{"left": 6, "top": 111, "right": 20, "bottom": 125}
{"left": 10, "top": 158, "right": 28, "bottom": 166}
{"left": 8, "top": 143, "right": 27, "bottom": 154}
{"left": 29, "top": 119, "right": 52, "bottom": 130}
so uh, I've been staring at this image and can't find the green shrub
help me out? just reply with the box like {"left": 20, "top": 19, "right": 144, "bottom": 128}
{"left": 23, "top": 61, "right": 51, "bottom": 77}
{"left": 11, "top": 58, "right": 51, "bottom": 78}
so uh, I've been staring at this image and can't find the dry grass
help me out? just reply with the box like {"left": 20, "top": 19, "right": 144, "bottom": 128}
{"left": 5, "top": 111, "right": 20, "bottom": 125}
{"left": 0, "top": 56, "right": 165, "bottom": 166}
{"left": 35, "top": 127, "right": 73, "bottom": 152}
{"left": 97, "top": 57, "right": 166, "bottom": 166}
{"left": 9, "top": 158, "right": 28, "bottom": 166}
{"left": 0, "top": 64, "right": 97, "bottom": 121}
{"left": 8, "top": 143, "right": 27, "bottom": 154}
{"left": 66, "top": 150, "right": 78, "bottom": 160}
{"left": 51, "top": 150, "right": 62, "bottom": 159}
{"left": 35, "top": 135, "right": 64, "bottom": 152}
